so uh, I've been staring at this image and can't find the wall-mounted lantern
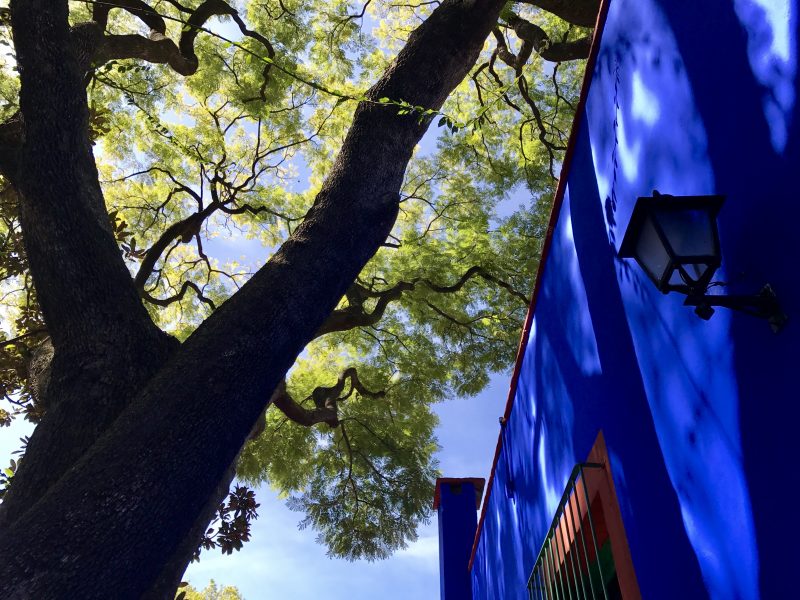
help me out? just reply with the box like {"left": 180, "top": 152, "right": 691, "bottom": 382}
{"left": 619, "top": 191, "right": 787, "bottom": 332}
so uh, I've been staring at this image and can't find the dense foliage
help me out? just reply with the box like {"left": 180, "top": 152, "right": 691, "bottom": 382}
{"left": 0, "top": 0, "right": 591, "bottom": 563}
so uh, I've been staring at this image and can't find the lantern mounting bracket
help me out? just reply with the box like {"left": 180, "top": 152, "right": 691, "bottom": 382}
{"left": 683, "top": 284, "right": 788, "bottom": 332}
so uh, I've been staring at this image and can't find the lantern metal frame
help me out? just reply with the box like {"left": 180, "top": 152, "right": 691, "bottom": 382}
{"left": 619, "top": 191, "right": 787, "bottom": 332}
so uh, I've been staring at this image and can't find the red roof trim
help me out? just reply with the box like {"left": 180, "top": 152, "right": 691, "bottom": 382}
{"left": 433, "top": 477, "right": 486, "bottom": 510}
{"left": 467, "top": 0, "right": 614, "bottom": 572}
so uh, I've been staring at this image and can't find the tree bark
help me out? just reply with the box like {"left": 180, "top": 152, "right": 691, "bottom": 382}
{"left": 520, "top": 0, "right": 601, "bottom": 28}
{"left": 0, "top": 0, "right": 505, "bottom": 597}
{"left": 147, "top": 396, "right": 270, "bottom": 599}
{"left": 0, "top": 0, "right": 177, "bottom": 529}
{"left": 508, "top": 15, "right": 591, "bottom": 62}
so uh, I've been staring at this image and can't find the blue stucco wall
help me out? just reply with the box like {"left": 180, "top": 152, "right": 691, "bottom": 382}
{"left": 470, "top": 0, "right": 799, "bottom": 598}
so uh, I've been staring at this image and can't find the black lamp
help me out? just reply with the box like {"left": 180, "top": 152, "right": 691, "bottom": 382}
{"left": 619, "top": 191, "right": 787, "bottom": 332}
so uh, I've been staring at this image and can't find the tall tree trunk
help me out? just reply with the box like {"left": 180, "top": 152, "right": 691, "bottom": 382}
{"left": 0, "top": 0, "right": 176, "bottom": 528}
{"left": 0, "top": 0, "right": 506, "bottom": 597}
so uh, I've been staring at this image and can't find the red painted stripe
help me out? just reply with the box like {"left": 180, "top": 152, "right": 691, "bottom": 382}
{"left": 467, "top": 0, "right": 614, "bottom": 573}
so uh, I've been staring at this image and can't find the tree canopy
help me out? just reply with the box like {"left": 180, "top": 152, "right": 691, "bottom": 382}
{"left": 0, "top": 0, "right": 596, "bottom": 595}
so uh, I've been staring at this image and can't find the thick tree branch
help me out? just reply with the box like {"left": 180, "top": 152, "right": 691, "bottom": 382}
{"left": 316, "top": 281, "right": 415, "bottom": 335}
{"left": 317, "top": 266, "right": 528, "bottom": 336}
{"left": 490, "top": 26, "right": 566, "bottom": 177}
{"left": 515, "top": 0, "right": 600, "bottom": 28}
{"left": 272, "top": 368, "right": 386, "bottom": 428}
{"left": 93, "top": 0, "right": 276, "bottom": 87}
{"left": 92, "top": 0, "right": 167, "bottom": 33}
{"left": 507, "top": 15, "right": 591, "bottom": 62}
{"left": 0, "top": 0, "right": 176, "bottom": 529}
{"left": 272, "top": 379, "right": 338, "bottom": 427}
{"left": 420, "top": 265, "right": 529, "bottom": 302}
{"left": 134, "top": 202, "right": 219, "bottom": 293}
{"left": 98, "top": 32, "right": 198, "bottom": 76}
{"left": 492, "top": 28, "right": 520, "bottom": 70}
{"left": 142, "top": 280, "right": 217, "bottom": 310}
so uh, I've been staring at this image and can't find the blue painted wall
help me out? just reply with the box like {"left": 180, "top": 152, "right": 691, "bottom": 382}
{"left": 469, "top": 0, "right": 799, "bottom": 598}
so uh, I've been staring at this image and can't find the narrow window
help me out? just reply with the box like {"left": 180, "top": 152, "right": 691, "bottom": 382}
{"left": 527, "top": 432, "right": 640, "bottom": 600}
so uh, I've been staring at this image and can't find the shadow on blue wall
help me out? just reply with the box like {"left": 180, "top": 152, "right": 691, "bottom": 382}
{"left": 471, "top": 0, "right": 798, "bottom": 598}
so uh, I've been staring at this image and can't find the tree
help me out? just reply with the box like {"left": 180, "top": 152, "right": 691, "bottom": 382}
{"left": 0, "top": 0, "right": 596, "bottom": 596}
{"left": 177, "top": 580, "right": 244, "bottom": 600}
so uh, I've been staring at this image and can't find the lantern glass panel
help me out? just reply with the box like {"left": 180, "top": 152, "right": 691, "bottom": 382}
{"left": 668, "top": 262, "right": 713, "bottom": 288}
{"left": 635, "top": 213, "right": 672, "bottom": 285}
{"left": 652, "top": 207, "right": 716, "bottom": 258}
